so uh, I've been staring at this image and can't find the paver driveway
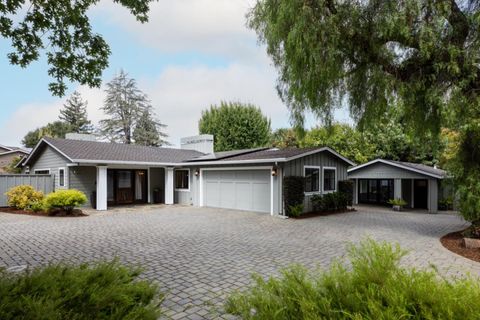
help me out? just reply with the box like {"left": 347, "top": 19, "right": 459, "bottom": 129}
{"left": 0, "top": 206, "right": 479, "bottom": 319}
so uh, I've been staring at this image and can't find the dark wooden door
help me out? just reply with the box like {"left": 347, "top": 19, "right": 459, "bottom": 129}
{"left": 116, "top": 170, "right": 133, "bottom": 204}
{"left": 414, "top": 179, "right": 428, "bottom": 209}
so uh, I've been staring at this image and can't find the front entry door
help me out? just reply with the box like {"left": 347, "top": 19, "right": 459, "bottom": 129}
{"left": 116, "top": 170, "right": 133, "bottom": 204}
{"left": 414, "top": 179, "right": 428, "bottom": 209}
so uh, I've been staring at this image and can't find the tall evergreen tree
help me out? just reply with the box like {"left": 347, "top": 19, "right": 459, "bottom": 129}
{"left": 133, "top": 109, "right": 169, "bottom": 147}
{"left": 59, "top": 91, "right": 92, "bottom": 133}
{"left": 100, "top": 71, "right": 151, "bottom": 144}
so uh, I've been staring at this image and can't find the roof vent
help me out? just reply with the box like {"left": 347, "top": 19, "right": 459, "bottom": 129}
{"left": 65, "top": 133, "right": 97, "bottom": 141}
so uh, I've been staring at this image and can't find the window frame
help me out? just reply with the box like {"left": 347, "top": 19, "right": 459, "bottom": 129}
{"left": 33, "top": 168, "right": 50, "bottom": 175}
{"left": 322, "top": 166, "right": 337, "bottom": 193}
{"left": 58, "top": 167, "right": 66, "bottom": 187}
{"left": 304, "top": 165, "right": 321, "bottom": 194}
{"left": 174, "top": 169, "right": 190, "bottom": 192}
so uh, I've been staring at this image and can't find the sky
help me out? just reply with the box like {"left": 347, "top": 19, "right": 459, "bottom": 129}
{"left": 0, "top": 0, "right": 351, "bottom": 147}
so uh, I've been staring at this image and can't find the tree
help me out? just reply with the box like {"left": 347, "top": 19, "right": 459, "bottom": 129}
{"left": 249, "top": 0, "right": 480, "bottom": 223}
{"left": 0, "top": 0, "right": 155, "bottom": 96}
{"left": 59, "top": 91, "right": 92, "bottom": 133}
{"left": 199, "top": 101, "right": 271, "bottom": 152}
{"left": 270, "top": 128, "right": 300, "bottom": 148}
{"left": 100, "top": 71, "right": 153, "bottom": 144}
{"left": 22, "top": 121, "right": 72, "bottom": 148}
{"left": 3, "top": 156, "right": 22, "bottom": 174}
{"left": 132, "top": 109, "right": 169, "bottom": 147}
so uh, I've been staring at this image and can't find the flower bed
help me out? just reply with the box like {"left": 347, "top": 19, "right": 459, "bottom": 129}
{"left": 440, "top": 229, "right": 480, "bottom": 263}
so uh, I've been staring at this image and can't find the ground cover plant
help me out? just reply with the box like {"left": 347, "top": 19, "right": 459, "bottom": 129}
{"left": 0, "top": 260, "right": 163, "bottom": 319}
{"left": 226, "top": 238, "right": 480, "bottom": 319}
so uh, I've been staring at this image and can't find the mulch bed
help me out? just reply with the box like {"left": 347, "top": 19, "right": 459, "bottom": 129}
{"left": 440, "top": 230, "right": 480, "bottom": 263}
{"left": 0, "top": 207, "right": 87, "bottom": 217}
{"left": 292, "top": 207, "right": 356, "bottom": 219}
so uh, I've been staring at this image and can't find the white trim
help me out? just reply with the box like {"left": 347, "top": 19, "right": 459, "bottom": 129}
{"left": 33, "top": 168, "right": 51, "bottom": 174}
{"left": 0, "top": 149, "right": 29, "bottom": 156}
{"left": 0, "top": 144, "right": 13, "bottom": 152}
{"left": 23, "top": 138, "right": 75, "bottom": 166}
{"left": 304, "top": 165, "right": 321, "bottom": 194}
{"left": 58, "top": 167, "right": 66, "bottom": 187}
{"left": 347, "top": 159, "right": 444, "bottom": 179}
{"left": 74, "top": 159, "right": 182, "bottom": 166}
{"left": 322, "top": 166, "right": 337, "bottom": 193}
{"left": 288, "top": 147, "right": 356, "bottom": 166}
{"left": 198, "top": 166, "right": 273, "bottom": 214}
{"left": 174, "top": 168, "right": 190, "bottom": 192}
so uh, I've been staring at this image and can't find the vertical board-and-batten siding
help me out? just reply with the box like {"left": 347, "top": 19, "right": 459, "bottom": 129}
{"left": 28, "top": 146, "right": 70, "bottom": 189}
{"left": 283, "top": 151, "right": 350, "bottom": 212}
{"left": 69, "top": 166, "right": 97, "bottom": 206}
{"left": 0, "top": 175, "right": 54, "bottom": 207}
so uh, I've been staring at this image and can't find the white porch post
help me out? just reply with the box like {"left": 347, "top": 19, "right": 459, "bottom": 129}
{"left": 428, "top": 179, "right": 438, "bottom": 213}
{"left": 96, "top": 166, "right": 108, "bottom": 211}
{"left": 165, "top": 167, "right": 174, "bottom": 205}
{"left": 353, "top": 179, "right": 358, "bottom": 205}
{"left": 394, "top": 179, "right": 402, "bottom": 200}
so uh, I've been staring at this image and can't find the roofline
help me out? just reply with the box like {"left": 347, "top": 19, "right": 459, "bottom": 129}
{"left": 74, "top": 160, "right": 183, "bottom": 166}
{"left": 21, "top": 138, "right": 74, "bottom": 166}
{"left": 0, "top": 149, "right": 29, "bottom": 156}
{"left": 0, "top": 144, "right": 13, "bottom": 152}
{"left": 286, "top": 147, "right": 356, "bottom": 166}
{"left": 347, "top": 159, "right": 444, "bottom": 179}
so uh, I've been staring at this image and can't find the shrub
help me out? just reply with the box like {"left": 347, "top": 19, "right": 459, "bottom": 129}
{"left": 5, "top": 185, "right": 44, "bottom": 210}
{"left": 287, "top": 204, "right": 304, "bottom": 217}
{"left": 338, "top": 180, "right": 354, "bottom": 206}
{"left": 283, "top": 176, "right": 305, "bottom": 216}
{"left": 388, "top": 198, "right": 407, "bottom": 207}
{"left": 0, "top": 260, "right": 163, "bottom": 319}
{"left": 311, "top": 192, "right": 348, "bottom": 212}
{"left": 44, "top": 189, "right": 87, "bottom": 214}
{"left": 225, "top": 238, "right": 480, "bottom": 319}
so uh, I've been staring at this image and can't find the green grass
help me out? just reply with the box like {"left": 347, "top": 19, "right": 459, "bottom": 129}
{"left": 0, "top": 260, "right": 163, "bottom": 320}
{"left": 225, "top": 238, "right": 480, "bottom": 319}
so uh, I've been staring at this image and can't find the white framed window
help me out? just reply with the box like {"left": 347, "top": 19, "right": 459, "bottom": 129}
{"left": 58, "top": 167, "right": 66, "bottom": 187}
{"left": 304, "top": 166, "right": 320, "bottom": 193}
{"left": 323, "top": 167, "right": 337, "bottom": 192}
{"left": 175, "top": 169, "right": 190, "bottom": 191}
{"left": 34, "top": 169, "right": 50, "bottom": 174}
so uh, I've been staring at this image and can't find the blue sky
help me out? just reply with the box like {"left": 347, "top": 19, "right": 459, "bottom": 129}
{"left": 0, "top": 0, "right": 350, "bottom": 147}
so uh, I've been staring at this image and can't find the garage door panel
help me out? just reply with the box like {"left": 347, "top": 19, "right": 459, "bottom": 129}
{"left": 203, "top": 169, "right": 270, "bottom": 213}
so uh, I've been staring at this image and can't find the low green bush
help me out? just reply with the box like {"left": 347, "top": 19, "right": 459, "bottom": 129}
{"left": 338, "top": 180, "right": 354, "bottom": 206}
{"left": 43, "top": 189, "right": 87, "bottom": 214}
{"left": 283, "top": 176, "right": 305, "bottom": 216}
{"left": 388, "top": 198, "right": 407, "bottom": 207}
{"left": 0, "top": 260, "right": 163, "bottom": 319}
{"left": 5, "top": 185, "right": 44, "bottom": 210}
{"left": 225, "top": 238, "right": 480, "bottom": 319}
{"left": 311, "top": 192, "right": 348, "bottom": 212}
{"left": 287, "top": 204, "right": 304, "bottom": 217}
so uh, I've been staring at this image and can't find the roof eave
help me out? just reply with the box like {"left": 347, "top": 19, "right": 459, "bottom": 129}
{"left": 347, "top": 159, "right": 445, "bottom": 179}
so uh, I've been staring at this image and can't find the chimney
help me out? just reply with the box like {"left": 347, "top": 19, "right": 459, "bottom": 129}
{"left": 65, "top": 133, "right": 97, "bottom": 141}
{"left": 180, "top": 134, "right": 214, "bottom": 154}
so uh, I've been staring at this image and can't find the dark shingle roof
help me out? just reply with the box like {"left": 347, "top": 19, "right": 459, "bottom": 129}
{"left": 348, "top": 159, "right": 447, "bottom": 179}
{"left": 390, "top": 160, "right": 447, "bottom": 178}
{"left": 42, "top": 138, "right": 205, "bottom": 163}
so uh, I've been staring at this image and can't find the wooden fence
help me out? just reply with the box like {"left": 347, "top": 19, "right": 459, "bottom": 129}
{"left": 0, "top": 174, "right": 54, "bottom": 207}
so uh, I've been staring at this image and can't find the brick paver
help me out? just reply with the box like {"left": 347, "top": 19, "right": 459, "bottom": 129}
{"left": 0, "top": 206, "right": 479, "bottom": 319}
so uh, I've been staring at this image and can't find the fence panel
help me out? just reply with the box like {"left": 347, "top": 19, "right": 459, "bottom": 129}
{"left": 0, "top": 174, "right": 54, "bottom": 207}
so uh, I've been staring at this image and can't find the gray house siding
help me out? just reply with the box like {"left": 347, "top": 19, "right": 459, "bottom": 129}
{"left": 27, "top": 146, "right": 71, "bottom": 189}
{"left": 283, "top": 152, "right": 350, "bottom": 212}
{"left": 347, "top": 163, "right": 428, "bottom": 179}
{"left": 69, "top": 166, "right": 96, "bottom": 207}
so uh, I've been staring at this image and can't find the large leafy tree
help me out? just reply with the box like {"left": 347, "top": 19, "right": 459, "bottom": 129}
{"left": 59, "top": 91, "right": 92, "bottom": 133}
{"left": 22, "top": 121, "right": 72, "bottom": 148}
{"left": 132, "top": 109, "right": 169, "bottom": 147}
{"left": 199, "top": 101, "right": 272, "bottom": 152}
{"left": 100, "top": 71, "right": 154, "bottom": 144}
{"left": 270, "top": 128, "right": 300, "bottom": 148}
{"left": 0, "top": 0, "right": 155, "bottom": 96}
{"left": 249, "top": 0, "right": 480, "bottom": 223}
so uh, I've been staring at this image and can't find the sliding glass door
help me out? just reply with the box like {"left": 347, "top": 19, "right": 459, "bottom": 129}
{"left": 358, "top": 179, "right": 394, "bottom": 205}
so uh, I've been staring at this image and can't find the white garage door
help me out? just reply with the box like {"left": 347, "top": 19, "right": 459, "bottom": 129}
{"left": 203, "top": 169, "right": 271, "bottom": 213}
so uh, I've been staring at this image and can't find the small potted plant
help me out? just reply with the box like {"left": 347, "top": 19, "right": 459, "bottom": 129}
{"left": 388, "top": 198, "right": 407, "bottom": 211}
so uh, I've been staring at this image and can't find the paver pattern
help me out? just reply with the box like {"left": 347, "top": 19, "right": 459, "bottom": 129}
{"left": 0, "top": 206, "right": 479, "bottom": 319}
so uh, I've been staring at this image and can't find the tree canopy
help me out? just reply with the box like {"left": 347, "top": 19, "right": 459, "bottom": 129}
{"left": 0, "top": 0, "right": 155, "bottom": 96}
{"left": 22, "top": 121, "right": 72, "bottom": 148}
{"left": 199, "top": 101, "right": 272, "bottom": 152}
{"left": 133, "top": 109, "right": 169, "bottom": 147}
{"left": 59, "top": 91, "right": 92, "bottom": 133}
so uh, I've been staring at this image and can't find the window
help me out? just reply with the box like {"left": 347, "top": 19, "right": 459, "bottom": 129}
{"left": 59, "top": 168, "right": 65, "bottom": 187}
{"left": 34, "top": 169, "right": 50, "bottom": 174}
{"left": 304, "top": 167, "right": 320, "bottom": 193}
{"left": 323, "top": 167, "right": 336, "bottom": 192}
{"left": 175, "top": 170, "right": 189, "bottom": 191}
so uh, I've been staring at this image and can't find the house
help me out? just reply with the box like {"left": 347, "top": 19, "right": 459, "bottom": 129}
{"left": 347, "top": 159, "right": 448, "bottom": 213}
{"left": 20, "top": 134, "right": 355, "bottom": 215}
{"left": 0, "top": 145, "right": 29, "bottom": 173}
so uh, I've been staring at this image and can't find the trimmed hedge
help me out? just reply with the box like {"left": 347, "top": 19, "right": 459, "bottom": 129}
{"left": 283, "top": 176, "right": 305, "bottom": 216}
{"left": 311, "top": 192, "right": 348, "bottom": 212}
{"left": 44, "top": 189, "right": 87, "bottom": 214}
{"left": 338, "top": 180, "right": 354, "bottom": 206}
